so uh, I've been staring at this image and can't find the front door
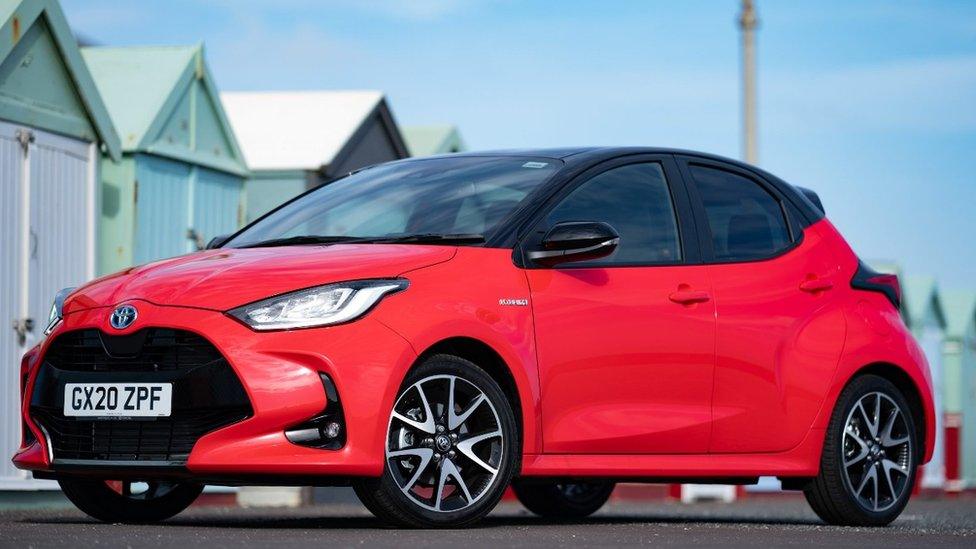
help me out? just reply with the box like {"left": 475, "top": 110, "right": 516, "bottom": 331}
{"left": 526, "top": 158, "right": 716, "bottom": 454}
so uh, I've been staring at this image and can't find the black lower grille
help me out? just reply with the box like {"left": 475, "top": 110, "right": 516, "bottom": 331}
{"left": 30, "top": 328, "right": 251, "bottom": 464}
{"left": 32, "top": 408, "right": 245, "bottom": 461}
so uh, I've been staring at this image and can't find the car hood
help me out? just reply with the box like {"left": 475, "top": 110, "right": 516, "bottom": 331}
{"left": 66, "top": 244, "right": 457, "bottom": 313}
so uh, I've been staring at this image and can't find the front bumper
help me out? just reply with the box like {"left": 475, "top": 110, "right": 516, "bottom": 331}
{"left": 13, "top": 299, "right": 417, "bottom": 480}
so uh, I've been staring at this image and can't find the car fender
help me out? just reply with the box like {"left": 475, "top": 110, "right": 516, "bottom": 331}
{"left": 811, "top": 295, "right": 936, "bottom": 464}
{"left": 375, "top": 247, "right": 542, "bottom": 454}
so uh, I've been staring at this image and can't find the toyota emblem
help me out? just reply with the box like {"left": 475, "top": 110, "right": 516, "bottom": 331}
{"left": 110, "top": 304, "right": 138, "bottom": 330}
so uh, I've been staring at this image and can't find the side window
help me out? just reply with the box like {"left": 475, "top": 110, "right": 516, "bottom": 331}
{"left": 690, "top": 165, "right": 791, "bottom": 261}
{"left": 544, "top": 163, "right": 681, "bottom": 265}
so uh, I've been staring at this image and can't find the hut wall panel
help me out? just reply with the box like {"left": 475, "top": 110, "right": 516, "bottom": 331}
{"left": 134, "top": 154, "right": 192, "bottom": 264}
{"left": 193, "top": 167, "right": 244, "bottom": 245}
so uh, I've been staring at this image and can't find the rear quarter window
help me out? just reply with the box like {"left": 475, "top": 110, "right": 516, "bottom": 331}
{"left": 690, "top": 165, "right": 792, "bottom": 261}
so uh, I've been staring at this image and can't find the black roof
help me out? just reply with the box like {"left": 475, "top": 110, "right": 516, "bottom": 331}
{"left": 384, "top": 147, "right": 825, "bottom": 227}
{"left": 444, "top": 146, "right": 760, "bottom": 168}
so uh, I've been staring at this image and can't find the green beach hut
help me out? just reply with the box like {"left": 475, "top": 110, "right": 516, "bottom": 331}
{"left": 0, "top": 0, "right": 121, "bottom": 487}
{"left": 82, "top": 44, "right": 248, "bottom": 274}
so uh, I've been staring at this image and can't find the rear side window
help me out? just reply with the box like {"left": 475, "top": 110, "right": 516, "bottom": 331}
{"left": 544, "top": 162, "right": 681, "bottom": 265}
{"left": 690, "top": 165, "right": 791, "bottom": 261}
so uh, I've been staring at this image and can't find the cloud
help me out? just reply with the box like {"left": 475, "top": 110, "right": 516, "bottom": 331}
{"left": 764, "top": 55, "right": 976, "bottom": 137}
{"left": 349, "top": 0, "right": 474, "bottom": 21}
{"left": 206, "top": 16, "right": 368, "bottom": 90}
{"left": 200, "top": 0, "right": 482, "bottom": 21}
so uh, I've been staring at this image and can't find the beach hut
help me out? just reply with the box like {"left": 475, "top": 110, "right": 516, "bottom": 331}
{"left": 941, "top": 290, "right": 976, "bottom": 490}
{"left": 902, "top": 275, "right": 948, "bottom": 489}
{"left": 221, "top": 90, "right": 409, "bottom": 222}
{"left": 0, "top": 0, "right": 121, "bottom": 487}
{"left": 403, "top": 125, "right": 465, "bottom": 156}
{"left": 82, "top": 44, "right": 248, "bottom": 274}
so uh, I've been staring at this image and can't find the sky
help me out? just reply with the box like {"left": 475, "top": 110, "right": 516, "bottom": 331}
{"left": 61, "top": 0, "right": 976, "bottom": 289}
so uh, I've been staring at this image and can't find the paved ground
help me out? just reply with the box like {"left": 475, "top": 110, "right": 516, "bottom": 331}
{"left": 2, "top": 496, "right": 975, "bottom": 548}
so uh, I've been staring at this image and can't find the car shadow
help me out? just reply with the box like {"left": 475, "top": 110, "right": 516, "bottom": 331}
{"left": 23, "top": 513, "right": 824, "bottom": 530}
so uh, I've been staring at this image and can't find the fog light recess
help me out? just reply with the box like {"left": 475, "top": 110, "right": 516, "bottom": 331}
{"left": 285, "top": 373, "right": 347, "bottom": 450}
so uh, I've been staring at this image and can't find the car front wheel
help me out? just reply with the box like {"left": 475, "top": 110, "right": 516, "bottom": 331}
{"left": 59, "top": 478, "right": 203, "bottom": 523}
{"left": 804, "top": 374, "right": 918, "bottom": 526}
{"left": 354, "top": 354, "right": 519, "bottom": 528}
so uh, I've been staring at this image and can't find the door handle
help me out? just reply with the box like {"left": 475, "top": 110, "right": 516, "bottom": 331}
{"left": 669, "top": 289, "right": 711, "bottom": 305}
{"left": 799, "top": 277, "right": 833, "bottom": 293}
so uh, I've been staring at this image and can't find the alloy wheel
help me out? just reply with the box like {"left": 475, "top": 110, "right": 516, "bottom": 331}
{"left": 386, "top": 374, "right": 503, "bottom": 513}
{"left": 841, "top": 392, "right": 913, "bottom": 512}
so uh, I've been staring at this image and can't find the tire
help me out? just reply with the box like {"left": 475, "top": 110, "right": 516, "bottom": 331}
{"left": 59, "top": 478, "right": 203, "bottom": 523}
{"left": 512, "top": 479, "right": 615, "bottom": 519}
{"left": 804, "top": 374, "right": 918, "bottom": 526}
{"left": 354, "top": 354, "right": 519, "bottom": 528}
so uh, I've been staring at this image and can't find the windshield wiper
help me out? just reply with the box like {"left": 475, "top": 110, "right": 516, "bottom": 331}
{"left": 372, "top": 233, "right": 486, "bottom": 245}
{"left": 237, "top": 233, "right": 485, "bottom": 249}
{"left": 237, "top": 235, "right": 374, "bottom": 249}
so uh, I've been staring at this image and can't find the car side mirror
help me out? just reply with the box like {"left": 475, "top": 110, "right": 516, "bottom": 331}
{"left": 206, "top": 234, "right": 231, "bottom": 250}
{"left": 527, "top": 221, "right": 620, "bottom": 266}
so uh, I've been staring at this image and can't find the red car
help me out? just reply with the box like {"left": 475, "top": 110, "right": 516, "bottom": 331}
{"left": 14, "top": 148, "right": 933, "bottom": 528}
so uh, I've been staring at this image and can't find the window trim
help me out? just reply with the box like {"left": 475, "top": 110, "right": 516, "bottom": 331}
{"left": 677, "top": 157, "right": 803, "bottom": 265}
{"left": 514, "top": 154, "right": 699, "bottom": 269}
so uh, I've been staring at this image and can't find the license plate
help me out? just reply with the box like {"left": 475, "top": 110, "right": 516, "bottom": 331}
{"left": 64, "top": 383, "right": 172, "bottom": 418}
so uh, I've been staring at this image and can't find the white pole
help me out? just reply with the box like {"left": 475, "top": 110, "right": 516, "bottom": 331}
{"left": 739, "top": 0, "right": 759, "bottom": 165}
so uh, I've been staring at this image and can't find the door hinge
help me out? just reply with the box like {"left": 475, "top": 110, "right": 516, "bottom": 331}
{"left": 12, "top": 317, "right": 34, "bottom": 346}
{"left": 15, "top": 129, "right": 34, "bottom": 153}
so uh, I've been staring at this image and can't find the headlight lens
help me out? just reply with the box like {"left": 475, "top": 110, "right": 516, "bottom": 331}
{"left": 44, "top": 287, "right": 76, "bottom": 335}
{"left": 228, "top": 279, "right": 408, "bottom": 331}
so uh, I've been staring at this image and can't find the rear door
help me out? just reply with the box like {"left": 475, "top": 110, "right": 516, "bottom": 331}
{"left": 524, "top": 155, "right": 717, "bottom": 454}
{"left": 678, "top": 157, "right": 846, "bottom": 453}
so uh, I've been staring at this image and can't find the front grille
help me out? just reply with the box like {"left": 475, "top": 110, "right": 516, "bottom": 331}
{"left": 45, "top": 329, "right": 223, "bottom": 372}
{"left": 30, "top": 328, "right": 251, "bottom": 463}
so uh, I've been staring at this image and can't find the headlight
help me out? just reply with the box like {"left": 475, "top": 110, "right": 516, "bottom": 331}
{"left": 44, "top": 287, "right": 76, "bottom": 335}
{"left": 228, "top": 279, "right": 408, "bottom": 331}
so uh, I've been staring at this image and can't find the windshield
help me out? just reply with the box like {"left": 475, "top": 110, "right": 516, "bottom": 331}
{"left": 226, "top": 156, "right": 562, "bottom": 248}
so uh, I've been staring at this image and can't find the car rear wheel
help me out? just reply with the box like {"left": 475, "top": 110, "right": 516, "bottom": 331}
{"left": 354, "top": 354, "right": 519, "bottom": 528}
{"left": 804, "top": 374, "right": 917, "bottom": 526}
{"left": 59, "top": 478, "right": 203, "bottom": 523}
{"left": 512, "top": 479, "right": 615, "bottom": 519}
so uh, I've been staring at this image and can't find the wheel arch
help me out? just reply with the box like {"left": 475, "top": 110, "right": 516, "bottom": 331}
{"left": 414, "top": 337, "right": 528, "bottom": 457}
{"left": 820, "top": 304, "right": 936, "bottom": 465}
{"left": 848, "top": 362, "right": 928, "bottom": 462}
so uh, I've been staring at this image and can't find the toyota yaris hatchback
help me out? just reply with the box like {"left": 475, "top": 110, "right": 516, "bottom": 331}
{"left": 14, "top": 148, "right": 933, "bottom": 528}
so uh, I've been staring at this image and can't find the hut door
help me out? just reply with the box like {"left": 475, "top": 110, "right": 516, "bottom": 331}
{"left": 0, "top": 121, "right": 94, "bottom": 484}
{"left": 191, "top": 167, "right": 243, "bottom": 250}
{"left": 0, "top": 121, "right": 28, "bottom": 485}
{"left": 921, "top": 324, "right": 946, "bottom": 488}
{"left": 134, "top": 159, "right": 242, "bottom": 261}
{"left": 134, "top": 155, "right": 192, "bottom": 264}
